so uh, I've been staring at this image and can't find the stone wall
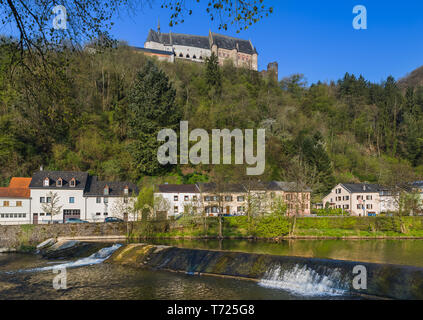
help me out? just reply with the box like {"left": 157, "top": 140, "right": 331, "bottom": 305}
{"left": 0, "top": 223, "right": 127, "bottom": 248}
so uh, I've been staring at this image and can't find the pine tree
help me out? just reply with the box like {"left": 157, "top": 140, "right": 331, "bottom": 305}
{"left": 127, "top": 61, "right": 181, "bottom": 178}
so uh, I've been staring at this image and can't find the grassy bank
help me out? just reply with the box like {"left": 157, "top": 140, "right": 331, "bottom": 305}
{"left": 129, "top": 216, "right": 423, "bottom": 239}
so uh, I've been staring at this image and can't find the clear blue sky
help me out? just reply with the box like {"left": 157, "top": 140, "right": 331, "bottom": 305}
{"left": 109, "top": 1, "right": 423, "bottom": 84}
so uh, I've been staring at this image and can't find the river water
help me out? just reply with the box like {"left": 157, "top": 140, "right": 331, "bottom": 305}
{"left": 2, "top": 239, "right": 422, "bottom": 300}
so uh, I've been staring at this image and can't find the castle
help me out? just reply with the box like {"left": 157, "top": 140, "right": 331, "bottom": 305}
{"left": 138, "top": 22, "right": 258, "bottom": 71}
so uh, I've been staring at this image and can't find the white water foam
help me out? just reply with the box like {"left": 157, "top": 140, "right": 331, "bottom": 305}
{"left": 11, "top": 244, "right": 122, "bottom": 274}
{"left": 258, "top": 264, "right": 348, "bottom": 297}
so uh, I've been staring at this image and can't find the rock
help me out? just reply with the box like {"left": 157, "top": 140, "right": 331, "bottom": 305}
{"left": 36, "top": 238, "right": 56, "bottom": 250}
{"left": 0, "top": 247, "right": 17, "bottom": 253}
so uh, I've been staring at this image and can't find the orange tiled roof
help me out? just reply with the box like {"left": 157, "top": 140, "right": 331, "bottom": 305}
{"left": 0, "top": 177, "right": 31, "bottom": 198}
{"left": 9, "top": 177, "right": 32, "bottom": 188}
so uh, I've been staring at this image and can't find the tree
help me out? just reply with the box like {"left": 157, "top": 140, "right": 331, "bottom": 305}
{"left": 41, "top": 191, "right": 63, "bottom": 223}
{"left": 205, "top": 52, "right": 222, "bottom": 96}
{"left": 136, "top": 185, "right": 154, "bottom": 219}
{"left": 111, "top": 195, "right": 138, "bottom": 236}
{"left": 127, "top": 60, "right": 181, "bottom": 177}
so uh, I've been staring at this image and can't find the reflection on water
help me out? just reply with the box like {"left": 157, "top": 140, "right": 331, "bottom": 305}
{"left": 142, "top": 239, "right": 423, "bottom": 267}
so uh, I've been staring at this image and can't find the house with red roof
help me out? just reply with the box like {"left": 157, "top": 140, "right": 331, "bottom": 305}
{"left": 0, "top": 177, "right": 32, "bottom": 225}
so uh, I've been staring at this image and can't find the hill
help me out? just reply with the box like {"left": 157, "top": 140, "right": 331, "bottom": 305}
{"left": 0, "top": 42, "right": 422, "bottom": 200}
{"left": 398, "top": 65, "right": 423, "bottom": 89}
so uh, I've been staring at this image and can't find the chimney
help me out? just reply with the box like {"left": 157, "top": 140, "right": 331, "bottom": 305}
{"left": 363, "top": 185, "right": 366, "bottom": 191}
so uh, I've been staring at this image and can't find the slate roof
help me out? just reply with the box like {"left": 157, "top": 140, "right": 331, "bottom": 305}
{"left": 146, "top": 29, "right": 257, "bottom": 55}
{"left": 197, "top": 182, "right": 246, "bottom": 193}
{"left": 133, "top": 46, "right": 173, "bottom": 56}
{"left": 84, "top": 176, "right": 138, "bottom": 197}
{"left": 210, "top": 33, "right": 257, "bottom": 55}
{"left": 29, "top": 171, "right": 89, "bottom": 189}
{"left": 341, "top": 183, "right": 383, "bottom": 193}
{"left": 146, "top": 30, "right": 210, "bottom": 49}
{"left": 157, "top": 184, "right": 199, "bottom": 193}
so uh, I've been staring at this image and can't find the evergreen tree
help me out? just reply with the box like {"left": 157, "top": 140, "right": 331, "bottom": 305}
{"left": 127, "top": 61, "right": 181, "bottom": 178}
{"left": 205, "top": 52, "right": 222, "bottom": 96}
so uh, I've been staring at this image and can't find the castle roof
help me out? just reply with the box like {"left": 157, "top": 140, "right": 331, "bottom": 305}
{"left": 210, "top": 32, "right": 257, "bottom": 55}
{"left": 146, "top": 29, "right": 210, "bottom": 49}
{"left": 146, "top": 29, "right": 257, "bottom": 55}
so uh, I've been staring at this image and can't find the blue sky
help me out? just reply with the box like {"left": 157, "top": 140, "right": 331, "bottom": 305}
{"left": 109, "top": 0, "right": 423, "bottom": 84}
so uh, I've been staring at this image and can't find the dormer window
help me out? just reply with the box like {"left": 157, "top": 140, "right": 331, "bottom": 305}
{"left": 56, "top": 178, "right": 63, "bottom": 187}
{"left": 124, "top": 186, "right": 129, "bottom": 195}
{"left": 43, "top": 177, "right": 49, "bottom": 187}
{"left": 104, "top": 185, "right": 109, "bottom": 196}
{"left": 70, "top": 178, "right": 76, "bottom": 187}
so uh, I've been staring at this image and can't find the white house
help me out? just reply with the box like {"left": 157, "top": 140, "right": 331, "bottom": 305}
{"left": 0, "top": 170, "right": 139, "bottom": 225}
{"left": 0, "top": 178, "right": 32, "bottom": 225}
{"left": 154, "top": 184, "right": 200, "bottom": 217}
{"left": 323, "top": 183, "right": 397, "bottom": 216}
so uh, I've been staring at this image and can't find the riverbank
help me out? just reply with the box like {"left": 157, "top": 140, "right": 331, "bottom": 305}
{"left": 3, "top": 216, "right": 423, "bottom": 253}
{"left": 129, "top": 215, "right": 423, "bottom": 239}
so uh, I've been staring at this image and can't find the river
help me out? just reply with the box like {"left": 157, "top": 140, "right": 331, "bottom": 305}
{"left": 2, "top": 239, "right": 422, "bottom": 300}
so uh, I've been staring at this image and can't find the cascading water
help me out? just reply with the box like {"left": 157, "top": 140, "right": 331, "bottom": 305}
{"left": 7, "top": 244, "right": 122, "bottom": 274}
{"left": 258, "top": 264, "right": 349, "bottom": 297}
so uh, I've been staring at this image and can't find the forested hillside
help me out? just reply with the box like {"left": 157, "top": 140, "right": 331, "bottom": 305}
{"left": 1, "top": 40, "right": 423, "bottom": 200}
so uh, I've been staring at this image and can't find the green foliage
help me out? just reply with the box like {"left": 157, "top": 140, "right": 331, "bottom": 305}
{"left": 314, "top": 208, "right": 348, "bottom": 216}
{"left": 0, "top": 43, "right": 422, "bottom": 199}
{"left": 127, "top": 61, "right": 182, "bottom": 178}
{"left": 254, "top": 215, "right": 291, "bottom": 237}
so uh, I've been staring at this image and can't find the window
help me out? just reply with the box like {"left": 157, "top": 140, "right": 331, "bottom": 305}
{"left": 104, "top": 197, "right": 108, "bottom": 204}
{"left": 237, "top": 196, "right": 245, "bottom": 202}
{"left": 366, "top": 195, "right": 372, "bottom": 200}
{"left": 179, "top": 53, "right": 183, "bottom": 57}
{"left": 23, "top": 214, "right": 26, "bottom": 218}
{"left": 345, "top": 196, "right": 349, "bottom": 200}
{"left": 124, "top": 186, "right": 129, "bottom": 195}
{"left": 70, "top": 178, "right": 76, "bottom": 187}
{"left": 69, "top": 197, "right": 75, "bottom": 204}
{"left": 193, "top": 196, "right": 198, "bottom": 201}
{"left": 204, "top": 196, "right": 211, "bottom": 201}
{"left": 3, "top": 201, "right": 9, "bottom": 207}
{"left": 43, "top": 177, "right": 49, "bottom": 187}
{"left": 174, "top": 206, "right": 178, "bottom": 213}
{"left": 174, "top": 195, "right": 178, "bottom": 201}
{"left": 40, "top": 213, "right": 45, "bottom": 216}
{"left": 40, "top": 197, "right": 45, "bottom": 203}
{"left": 184, "top": 195, "right": 189, "bottom": 201}
{"left": 56, "top": 178, "right": 63, "bottom": 187}
{"left": 96, "top": 212, "right": 101, "bottom": 216}
{"left": 366, "top": 204, "right": 373, "bottom": 209}
{"left": 104, "top": 212, "right": 108, "bottom": 216}
{"left": 225, "top": 196, "right": 233, "bottom": 202}
{"left": 286, "top": 194, "right": 292, "bottom": 201}
{"left": 16, "top": 201, "right": 22, "bottom": 207}
{"left": 96, "top": 197, "right": 101, "bottom": 203}
{"left": 46, "top": 197, "right": 51, "bottom": 203}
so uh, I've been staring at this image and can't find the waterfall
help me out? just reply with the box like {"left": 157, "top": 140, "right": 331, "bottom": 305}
{"left": 8, "top": 244, "right": 122, "bottom": 274}
{"left": 258, "top": 264, "right": 349, "bottom": 297}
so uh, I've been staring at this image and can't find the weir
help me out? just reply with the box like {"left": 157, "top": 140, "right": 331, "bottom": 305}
{"left": 106, "top": 243, "right": 423, "bottom": 299}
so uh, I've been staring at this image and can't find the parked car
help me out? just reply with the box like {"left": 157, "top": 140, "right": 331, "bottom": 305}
{"left": 104, "top": 217, "right": 124, "bottom": 223}
{"left": 65, "top": 218, "right": 89, "bottom": 223}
